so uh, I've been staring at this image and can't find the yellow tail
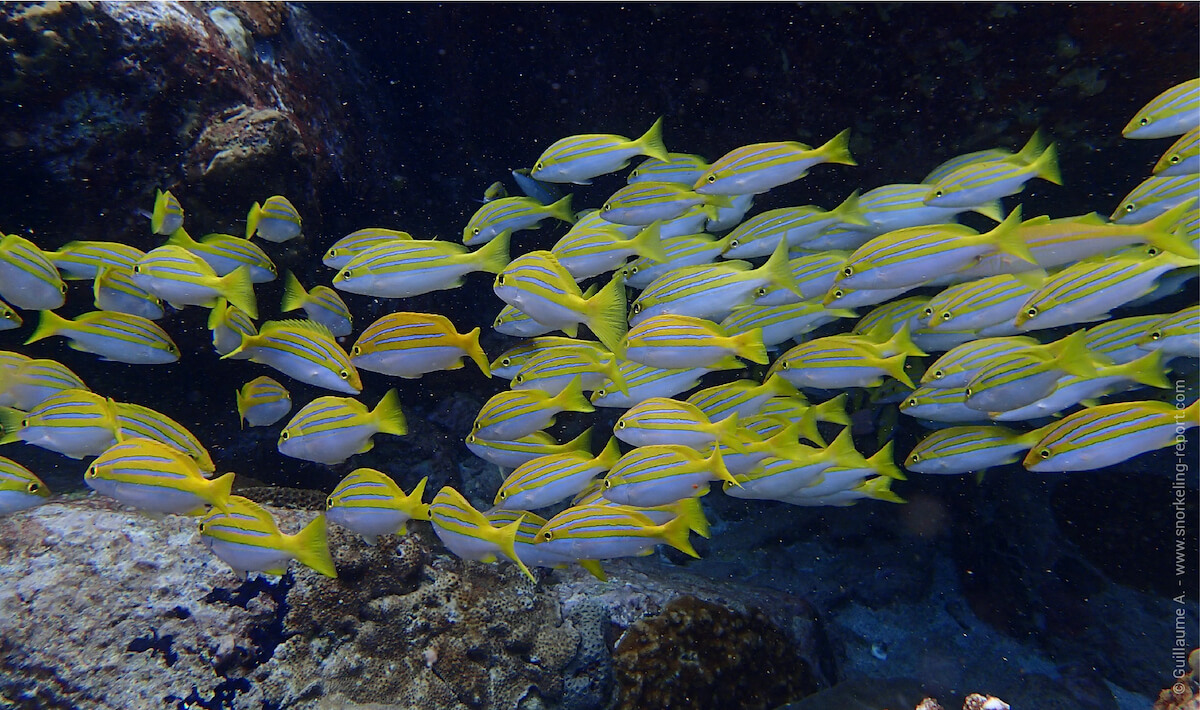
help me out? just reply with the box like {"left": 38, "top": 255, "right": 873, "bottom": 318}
{"left": 817, "top": 128, "right": 856, "bottom": 166}
{"left": 733, "top": 328, "right": 769, "bottom": 365}
{"left": 475, "top": 229, "right": 512, "bottom": 274}
{"left": 630, "top": 221, "right": 669, "bottom": 263}
{"left": 462, "top": 327, "right": 491, "bottom": 377}
{"left": 985, "top": 205, "right": 1035, "bottom": 265}
{"left": 290, "top": 514, "right": 338, "bottom": 578}
{"left": 831, "top": 189, "right": 871, "bottom": 227}
{"left": 584, "top": 272, "right": 628, "bottom": 353}
{"left": 244, "top": 201, "right": 262, "bottom": 239}
{"left": 372, "top": 388, "right": 408, "bottom": 437}
{"left": 279, "top": 271, "right": 309, "bottom": 313}
{"left": 218, "top": 265, "right": 258, "bottom": 320}
{"left": 25, "top": 309, "right": 71, "bottom": 345}
{"left": 552, "top": 375, "right": 596, "bottom": 415}
{"left": 635, "top": 116, "right": 669, "bottom": 162}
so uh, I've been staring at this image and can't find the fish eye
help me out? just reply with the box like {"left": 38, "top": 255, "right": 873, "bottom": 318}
{"left": 466, "top": 434, "right": 475, "bottom": 443}
{"left": 198, "top": 522, "right": 206, "bottom": 533}
{"left": 500, "top": 358, "right": 511, "bottom": 367}
{"left": 541, "top": 531, "right": 553, "bottom": 541}
{"left": 941, "top": 312, "right": 952, "bottom": 321}
{"left": 906, "top": 398, "right": 918, "bottom": 407}
{"left": 28, "top": 482, "right": 39, "bottom": 492}
{"left": 755, "top": 287, "right": 767, "bottom": 297}
{"left": 473, "top": 421, "right": 481, "bottom": 430}
{"left": 842, "top": 267, "right": 853, "bottom": 277}
{"left": 1123, "top": 203, "right": 1135, "bottom": 213}
{"left": 923, "top": 308, "right": 933, "bottom": 317}
{"left": 933, "top": 369, "right": 944, "bottom": 379}
{"left": 351, "top": 346, "right": 361, "bottom": 356}
{"left": 630, "top": 169, "right": 639, "bottom": 178}
{"left": 603, "top": 479, "right": 612, "bottom": 488}
{"left": 596, "top": 389, "right": 607, "bottom": 397}
{"left": 629, "top": 266, "right": 639, "bottom": 274}
{"left": 934, "top": 190, "right": 944, "bottom": 198}
{"left": 328, "top": 249, "right": 338, "bottom": 257}
{"left": 58, "top": 282, "right": 67, "bottom": 294}
{"left": 1151, "top": 330, "right": 1163, "bottom": 341}
{"left": 1170, "top": 155, "right": 1181, "bottom": 164}
{"left": 781, "top": 361, "right": 790, "bottom": 370}
{"left": 339, "top": 369, "right": 350, "bottom": 379}
{"left": 498, "top": 490, "right": 507, "bottom": 500}
{"left": 909, "top": 454, "right": 920, "bottom": 463}
{"left": 616, "top": 420, "right": 626, "bottom": 429}
{"left": 472, "top": 228, "right": 481, "bottom": 236}
{"left": 514, "top": 374, "right": 524, "bottom": 383}
{"left": 964, "top": 388, "right": 973, "bottom": 397}
{"left": 730, "top": 239, "right": 740, "bottom": 248}
{"left": 496, "top": 275, "right": 505, "bottom": 285}
{"left": 1038, "top": 448, "right": 1051, "bottom": 459}
{"left": 281, "top": 430, "right": 290, "bottom": 441}
{"left": 631, "top": 303, "right": 641, "bottom": 314}
{"left": 168, "top": 344, "right": 178, "bottom": 354}
{"left": 86, "top": 465, "right": 96, "bottom": 478}
{"left": 1139, "top": 117, "right": 1149, "bottom": 126}
{"left": 535, "top": 162, "right": 544, "bottom": 172}
{"left": 1026, "top": 307, "right": 1038, "bottom": 318}
{"left": 832, "top": 289, "right": 844, "bottom": 299}
{"left": 20, "top": 419, "right": 28, "bottom": 428}
{"left": 706, "top": 175, "right": 716, "bottom": 183}
{"left": 602, "top": 203, "right": 612, "bottom": 212}
{"left": 132, "top": 265, "right": 140, "bottom": 273}
{"left": 1146, "top": 247, "right": 1160, "bottom": 256}
{"left": 326, "top": 497, "right": 334, "bottom": 508}
{"left": 344, "top": 269, "right": 353, "bottom": 278}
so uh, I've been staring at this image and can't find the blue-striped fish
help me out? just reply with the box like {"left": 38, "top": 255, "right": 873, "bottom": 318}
{"left": 990, "top": 349, "right": 1171, "bottom": 422}
{"left": 1017, "top": 249, "right": 1198, "bottom": 331}
{"left": 837, "top": 207, "right": 1030, "bottom": 290}
{"left": 0, "top": 300, "right": 19, "bottom": 331}
{"left": 754, "top": 251, "right": 851, "bottom": 306}
{"left": 532, "top": 118, "right": 669, "bottom": 184}
{"left": 551, "top": 220, "right": 668, "bottom": 281}
{"left": 921, "top": 336, "right": 1041, "bottom": 388}
{"left": 767, "top": 334, "right": 921, "bottom": 389}
{"left": 93, "top": 267, "right": 164, "bottom": 320}
{"left": 280, "top": 271, "right": 352, "bottom": 337}
{"left": 621, "top": 232, "right": 735, "bottom": 289}
{"left": 905, "top": 425, "right": 1046, "bottom": 475}
{"left": 685, "top": 374, "right": 802, "bottom": 422}
{"left": 1084, "top": 315, "right": 1164, "bottom": 364}
{"left": 493, "top": 251, "right": 627, "bottom": 352}
{"left": 0, "top": 389, "right": 120, "bottom": 458}
{"left": 924, "top": 274, "right": 1041, "bottom": 332}
{"left": 758, "top": 391, "right": 852, "bottom": 429}
{"left": 490, "top": 337, "right": 608, "bottom": 380}
{"left": 723, "top": 191, "right": 869, "bottom": 259}
{"left": 722, "top": 428, "right": 864, "bottom": 501}
{"left": 114, "top": 401, "right": 215, "bottom": 473}
{"left": 199, "top": 496, "right": 336, "bottom": 579}
{"left": 1110, "top": 173, "right": 1200, "bottom": 225}
{"left": 46, "top": 240, "right": 144, "bottom": 280}
{"left": 921, "top": 130, "right": 1048, "bottom": 186}
{"left": 0, "top": 357, "right": 87, "bottom": 411}
{"left": 132, "top": 246, "right": 258, "bottom": 318}
{"left": 839, "top": 183, "right": 1004, "bottom": 237}
{"left": 86, "top": 437, "right": 233, "bottom": 515}
{"left": 463, "top": 194, "right": 575, "bottom": 246}
{"left": 246, "top": 195, "right": 302, "bottom": 243}
{"left": 278, "top": 389, "right": 407, "bottom": 465}
{"left": 486, "top": 509, "right": 607, "bottom": 580}
{"left": 473, "top": 376, "right": 594, "bottom": 441}
{"left": 0, "top": 352, "right": 31, "bottom": 407}
{"left": 428, "top": 486, "right": 534, "bottom": 582}
{"left": 694, "top": 129, "right": 855, "bottom": 195}
{"left": 0, "top": 234, "right": 66, "bottom": 310}
{"left": 630, "top": 237, "right": 799, "bottom": 326}
{"left": 924, "top": 142, "right": 1061, "bottom": 208}
{"left": 1025, "top": 399, "right": 1199, "bottom": 471}
{"left": 852, "top": 297, "right": 931, "bottom": 341}
{"left": 481, "top": 180, "right": 508, "bottom": 202}
{"left": 1154, "top": 127, "right": 1200, "bottom": 176}
{"left": 208, "top": 298, "right": 257, "bottom": 360}
{"left": 322, "top": 227, "right": 412, "bottom": 269}
{"left": 614, "top": 397, "right": 748, "bottom": 452}
{"left": 590, "top": 362, "right": 710, "bottom": 409}
{"left": 1122, "top": 78, "right": 1200, "bottom": 139}
{"left": 150, "top": 189, "right": 184, "bottom": 235}
{"left": 622, "top": 314, "right": 767, "bottom": 370}
{"left": 963, "top": 330, "right": 1103, "bottom": 412}
{"left": 465, "top": 427, "right": 593, "bottom": 469}
{"left": 722, "top": 301, "right": 856, "bottom": 348}
{"left": 533, "top": 497, "right": 708, "bottom": 561}
{"left": 352, "top": 312, "right": 488, "bottom": 379}
{"left": 0, "top": 456, "right": 50, "bottom": 515}
{"left": 494, "top": 436, "right": 621, "bottom": 511}
{"left": 1139, "top": 305, "right": 1199, "bottom": 358}
{"left": 494, "top": 303, "right": 558, "bottom": 338}
{"left": 25, "top": 310, "right": 179, "bottom": 364}
{"left": 821, "top": 283, "right": 920, "bottom": 310}
{"left": 714, "top": 420, "right": 820, "bottom": 476}
{"left": 780, "top": 474, "right": 905, "bottom": 507}
{"left": 236, "top": 376, "right": 292, "bottom": 428}
{"left": 899, "top": 385, "right": 990, "bottom": 423}
{"left": 600, "top": 182, "right": 732, "bottom": 226}
{"left": 602, "top": 444, "right": 736, "bottom": 507}
{"left": 335, "top": 233, "right": 510, "bottom": 298}
{"left": 167, "top": 228, "right": 277, "bottom": 283}
{"left": 628, "top": 152, "right": 709, "bottom": 185}
{"left": 512, "top": 346, "right": 628, "bottom": 395}
{"left": 223, "top": 319, "right": 362, "bottom": 394}
{"left": 326, "top": 469, "right": 430, "bottom": 543}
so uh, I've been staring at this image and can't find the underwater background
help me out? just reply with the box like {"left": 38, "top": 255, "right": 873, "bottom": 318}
{"left": 0, "top": 2, "right": 1198, "bottom": 709}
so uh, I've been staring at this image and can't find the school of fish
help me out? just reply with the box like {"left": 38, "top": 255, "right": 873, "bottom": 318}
{"left": 0, "top": 78, "right": 1196, "bottom": 583}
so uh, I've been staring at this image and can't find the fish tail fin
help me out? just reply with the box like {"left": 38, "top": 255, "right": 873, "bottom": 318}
{"left": 461, "top": 327, "right": 491, "bottom": 377}
{"left": 858, "top": 476, "right": 906, "bottom": 504}
{"left": 1184, "top": 398, "right": 1200, "bottom": 426}
{"left": 546, "top": 194, "right": 576, "bottom": 225}
{"left": 866, "top": 442, "right": 905, "bottom": 480}
{"left": 604, "top": 357, "right": 631, "bottom": 396}
{"left": 1144, "top": 198, "right": 1199, "bottom": 258}
{"left": 1033, "top": 143, "right": 1062, "bottom": 185}
{"left": 150, "top": 189, "right": 168, "bottom": 234}
{"left": 987, "top": 205, "right": 1035, "bottom": 264}
{"left": 91, "top": 267, "right": 108, "bottom": 308}
{"left": 25, "top": 309, "right": 70, "bottom": 345}
{"left": 635, "top": 116, "right": 669, "bottom": 162}
{"left": 880, "top": 352, "right": 916, "bottom": 388}
{"left": 630, "top": 221, "right": 669, "bottom": 263}
{"left": 279, "top": 271, "right": 309, "bottom": 313}
{"left": 595, "top": 434, "right": 623, "bottom": 468}
{"left": 826, "top": 425, "right": 866, "bottom": 467}
{"left": 831, "top": 189, "right": 871, "bottom": 227}
{"left": 0, "top": 407, "right": 25, "bottom": 443}
{"left": 206, "top": 472, "right": 236, "bottom": 513}
{"left": 763, "top": 372, "right": 802, "bottom": 399}
{"left": 291, "top": 514, "right": 338, "bottom": 578}
{"left": 733, "top": 328, "right": 769, "bottom": 365}
{"left": 497, "top": 518, "right": 536, "bottom": 582}
{"left": 1051, "top": 329, "right": 1100, "bottom": 379}
{"left": 373, "top": 388, "right": 408, "bottom": 436}
{"left": 577, "top": 559, "right": 607, "bottom": 581}
{"left": 884, "top": 322, "right": 928, "bottom": 358}
{"left": 475, "top": 229, "right": 512, "bottom": 274}
{"left": 1013, "top": 129, "right": 1047, "bottom": 163}
{"left": 564, "top": 426, "right": 593, "bottom": 454}
{"left": 813, "top": 392, "right": 852, "bottom": 426}
{"left": 1117, "top": 349, "right": 1171, "bottom": 389}
{"left": 716, "top": 411, "right": 749, "bottom": 453}
{"left": 165, "top": 226, "right": 198, "bottom": 248}
{"left": 584, "top": 272, "right": 628, "bottom": 353}
{"left": 818, "top": 128, "right": 856, "bottom": 166}
{"left": 761, "top": 236, "right": 801, "bottom": 297}
{"left": 245, "top": 201, "right": 262, "bottom": 239}
{"left": 661, "top": 498, "right": 707, "bottom": 553}
{"left": 706, "top": 443, "right": 739, "bottom": 488}
{"left": 553, "top": 375, "right": 596, "bottom": 415}
{"left": 970, "top": 200, "right": 1006, "bottom": 223}
{"left": 794, "top": 406, "right": 827, "bottom": 447}
{"left": 406, "top": 477, "right": 432, "bottom": 522}
{"left": 218, "top": 266, "right": 258, "bottom": 320}
{"left": 234, "top": 387, "right": 249, "bottom": 429}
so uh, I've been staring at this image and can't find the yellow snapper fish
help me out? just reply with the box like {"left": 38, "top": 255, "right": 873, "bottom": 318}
{"left": 767, "top": 332, "right": 922, "bottom": 390}
{"left": 281, "top": 271, "right": 352, "bottom": 337}
{"left": 0, "top": 386, "right": 120, "bottom": 458}
{"left": 923, "top": 142, "right": 1061, "bottom": 208}
{"left": 722, "top": 428, "right": 869, "bottom": 502}
{"left": 199, "top": 496, "right": 336, "bottom": 579}
{"left": 599, "top": 181, "right": 732, "bottom": 226}
{"left": 900, "top": 385, "right": 991, "bottom": 424}
{"left": 550, "top": 220, "right": 669, "bottom": 281}
{"left": 0, "top": 233, "right": 67, "bottom": 311}
{"left": 26, "top": 310, "right": 180, "bottom": 365}
{"left": 1024, "top": 399, "right": 1200, "bottom": 472}
{"left": 428, "top": 486, "right": 534, "bottom": 582}
{"left": 590, "top": 362, "right": 712, "bottom": 409}
{"left": 350, "top": 312, "right": 490, "bottom": 379}
{"left": 93, "top": 266, "right": 165, "bottom": 320}
{"left": 1139, "top": 304, "right": 1200, "bottom": 358}
{"left": 989, "top": 349, "right": 1170, "bottom": 422}
{"left": 493, "top": 251, "right": 628, "bottom": 353}
{"left": 490, "top": 336, "right": 609, "bottom": 380}
{"left": 208, "top": 298, "right": 258, "bottom": 359}
{"left": 493, "top": 303, "right": 559, "bottom": 338}
{"left": 463, "top": 194, "right": 575, "bottom": 246}
{"left": 223, "top": 319, "right": 362, "bottom": 394}
{"left": 627, "top": 152, "right": 710, "bottom": 185}
{"left": 334, "top": 232, "right": 510, "bottom": 298}
{"left": 245, "top": 195, "right": 303, "bottom": 243}
{"left": 780, "top": 474, "right": 905, "bottom": 507}
{"left": 685, "top": 374, "right": 804, "bottom": 422}
{"left": 532, "top": 497, "right": 709, "bottom": 562}
{"left": 694, "top": 128, "right": 856, "bottom": 195}
{"left": 921, "top": 130, "right": 1049, "bottom": 186}
{"left": 0, "top": 351, "right": 32, "bottom": 407}
{"left": 236, "top": 376, "right": 292, "bottom": 428}
{"left": 473, "top": 375, "right": 595, "bottom": 441}
{"left": 962, "top": 330, "right": 1104, "bottom": 413}
{"left": 1122, "top": 77, "right": 1200, "bottom": 139}
{"left": 834, "top": 183, "right": 1004, "bottom": 239}
{"left": 85, "top": 437, "right": 234, "bottom": 515}
{"left": 1154, "top": 127, "right": 1200, "bottom": 176}
{"left": 0, "top": 300, "right": 20, "bottom": 331}
{"left": 614, "top": 397, "right": 748, "bottom": 452}
{"left": 621, "top": 231, "right": 736, "bottom": 289}
{"left": 722, "top": 301, "right": 857, "bottom": 348}
{"left": 132, "top": 245, "right": 258, "bottom": 318}
{"left": 278, "top": 389, "right": 407, "bottom": 465}
{"left": 0, "top": 357, "right": 87, "bottom": 411}
{"left": 322, "top": 227, "right": 413, "bottom": 269}
{"left": 465, "top": 427, "right": 593, "bottom": 469}
{"left": 1110, "top": 173, "right": 1199, "bottom": 225}
{"left": 905, "top": 425, "right": 1049, "bottom": 475}
{"left": 114, "top": 401, "right": 215, "bottom": 473}
{"left": 621, "top": 314, "right": 767, "bottom": 370}
{"left": 721, "top": 190, "right": 869, "bottom": 259}
{"left": 166, "top": 228, "right": 278, "bottom": 284}
{"left": 486, "top": 509, "right": 607, "bottom": 581}
{"left": 45, "top": 240, "right": 144, "bottom": 280}
{"left": 602, "top": 444, "right": 737, "bottom": 508}
{"left": 481, "top": 180, "right": 508, "bottom": 202}
{"left": 149, "top": 189, "right": 184, "bottom": 235}
{"left": 325, "top": 469, "right": 430, "bottom": 544}
{"left": 511, "top": 345, "right": 629, "bottom": 396}
{"left": 494, "top": 436, "right": 621, "bottom": 511}
{"left": 0, "top": 456, "right": 51, "bottom": 515}
{"left": 530, "top": 117, "right": 669, "bottom": 184}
